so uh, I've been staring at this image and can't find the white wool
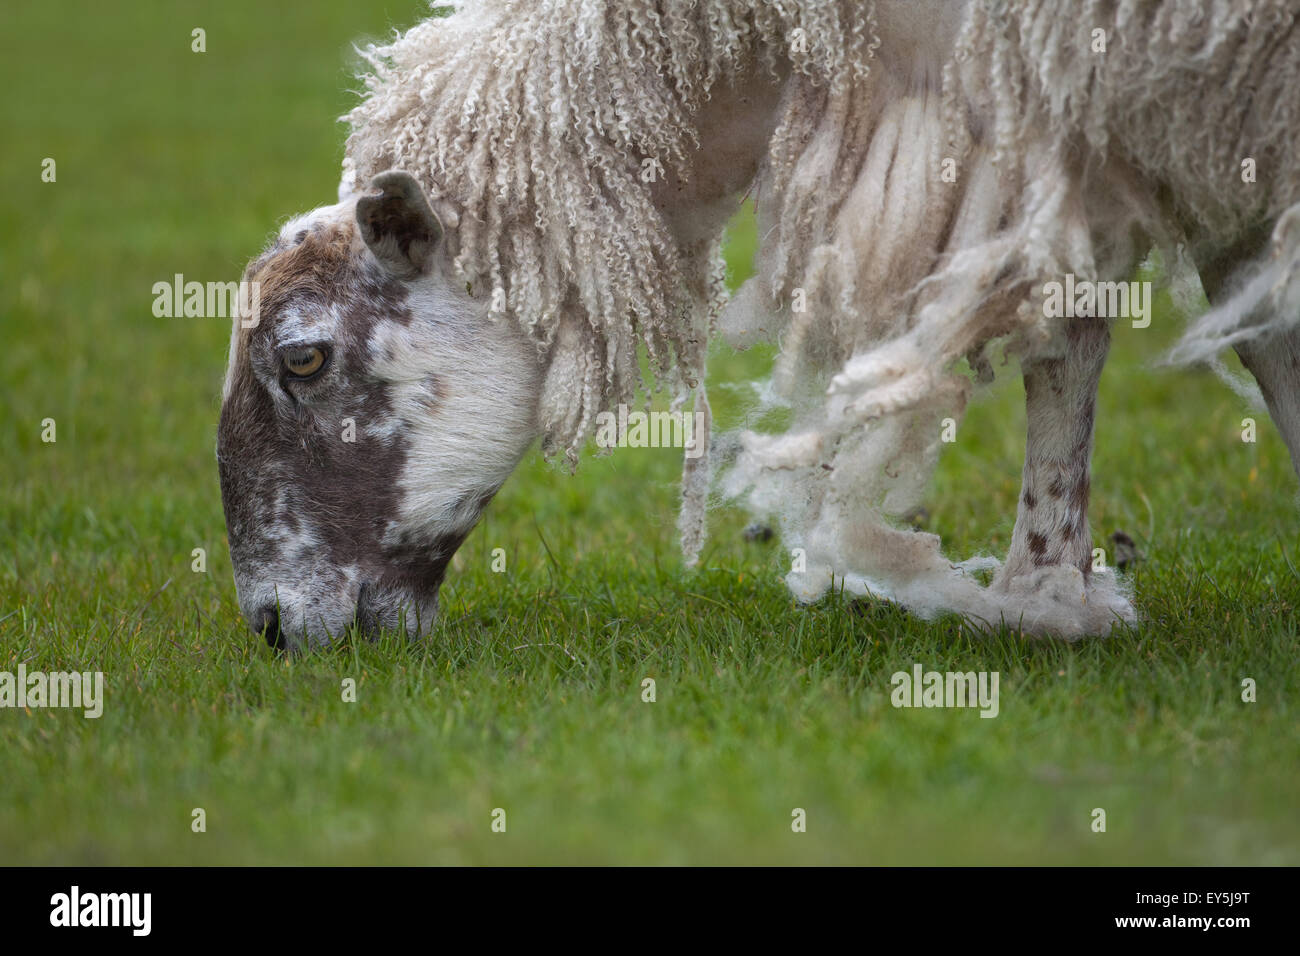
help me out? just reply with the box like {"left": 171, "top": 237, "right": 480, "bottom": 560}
{"left": 345, "top": 0, "right": 1300, "bottom": 635}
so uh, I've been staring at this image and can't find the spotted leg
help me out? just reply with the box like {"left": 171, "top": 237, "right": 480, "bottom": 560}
{"left": 996, "top": 316, "right": 1110, "bottom": 590}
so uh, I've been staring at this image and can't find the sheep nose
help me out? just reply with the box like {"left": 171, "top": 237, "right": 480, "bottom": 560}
{"left": 253, "top": 605, "right": 285, "bottom": 649}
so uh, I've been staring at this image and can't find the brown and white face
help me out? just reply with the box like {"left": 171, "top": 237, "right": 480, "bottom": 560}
{"left": 218, "top": 171, "right": 542, "bottom": 649}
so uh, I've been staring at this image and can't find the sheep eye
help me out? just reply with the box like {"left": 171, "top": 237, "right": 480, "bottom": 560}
{"left": 282, "top": 346, "right": 327, "bottom": 379}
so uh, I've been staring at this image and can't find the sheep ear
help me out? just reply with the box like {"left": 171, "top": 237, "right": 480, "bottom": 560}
{"left": 355, "top": 171, "right": 446, "bottom": 278}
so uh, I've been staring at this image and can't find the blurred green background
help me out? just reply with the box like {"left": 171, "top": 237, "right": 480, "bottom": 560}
{"left": 0, "top": 1, "right": 1296, "bottom": 864}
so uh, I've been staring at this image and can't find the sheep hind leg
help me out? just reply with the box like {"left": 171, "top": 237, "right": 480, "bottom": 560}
{"left": 990, "top": 316, "right": 1131, "bottom": 636}
{"left": 1197, "top": 226, "right": 1300, "bottom": 478}
{"left": 1235, "top": 330, "right": 1300, "bottom": 477}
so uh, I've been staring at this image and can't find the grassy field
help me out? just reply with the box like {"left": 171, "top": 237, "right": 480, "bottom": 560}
{"left": 1, "top": 1, "right": 1297, "bottom": 865}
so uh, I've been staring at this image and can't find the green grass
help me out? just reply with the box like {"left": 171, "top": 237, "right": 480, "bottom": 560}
{"left": 1, "top": 1, "right": 1297, "bottom": 865}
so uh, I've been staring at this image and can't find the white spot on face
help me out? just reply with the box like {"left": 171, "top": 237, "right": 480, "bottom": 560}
{"left": 362, "top": 416, "right": 403, "bottom": 442}
{"left": 274, "top": 303, "right": 345, "bottom": 350}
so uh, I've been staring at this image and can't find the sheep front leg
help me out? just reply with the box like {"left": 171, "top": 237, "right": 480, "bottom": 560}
{"left": 997, "top": 316, "right": 1109, "bottom": 586}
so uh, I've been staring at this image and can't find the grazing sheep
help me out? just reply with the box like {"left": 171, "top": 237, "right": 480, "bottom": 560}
{"left": 218, "top": 0, "right": 1300, "bottom": 647}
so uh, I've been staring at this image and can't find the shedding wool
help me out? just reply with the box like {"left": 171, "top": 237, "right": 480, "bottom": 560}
{"left": 344, "top": 0, "right": 1300, "bottom": 635}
